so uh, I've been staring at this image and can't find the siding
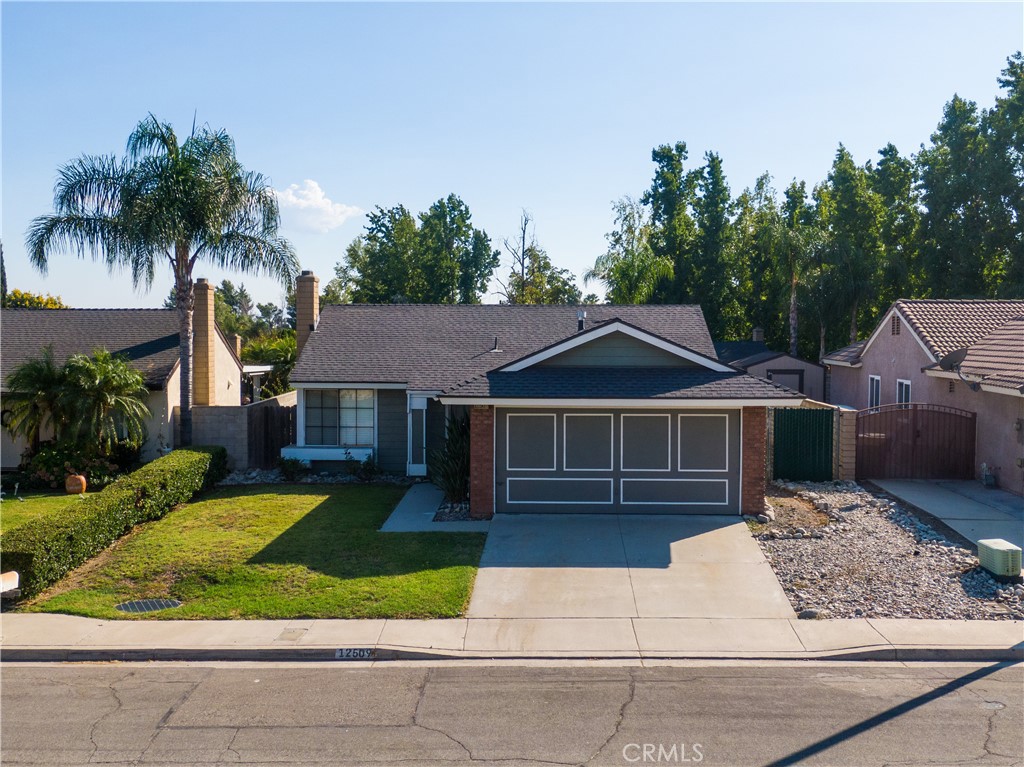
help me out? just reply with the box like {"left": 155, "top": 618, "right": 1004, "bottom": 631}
{"left": 747, "top": 358, "right": 825, "bottom": 401}
{"left": 376, "top": 389, "right": 407, "bottom": 474}
{"left": 538, "top": 331, "right": 698, "bottom": 368}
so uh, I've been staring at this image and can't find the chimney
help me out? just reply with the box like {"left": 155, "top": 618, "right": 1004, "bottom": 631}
{"left": 752, "top": 327, "right": 764, "bottom": 344}
{"left": 296, "top": 270, "right": 320, "bottom": 356}
{"left": 229, "top": 333, "right": 243, "bottom": 358}
{"left": 577, "top": 308, "right": 586, "bottom": 332}
{"left": 193, "top": 278, "right": 216, "bottom": 406}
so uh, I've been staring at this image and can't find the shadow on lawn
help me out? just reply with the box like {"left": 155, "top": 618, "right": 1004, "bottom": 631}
{"left": 246, "top": 490, "right": 485, "bottom": 580}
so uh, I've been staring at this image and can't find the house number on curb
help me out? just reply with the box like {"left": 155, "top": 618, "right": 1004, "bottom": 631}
{"left": 335, "top": 648, "right": 376, "bottom": 660}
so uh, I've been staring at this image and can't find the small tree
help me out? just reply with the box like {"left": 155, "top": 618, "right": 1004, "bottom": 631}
{"left": 428, "top": 415, "right": 470, "bottom": 503}
{"left": 3, "top": 346, "right": 68, "bottom": 451}
{"left": 62, "top": 350, "right": 151, "bottom": 453}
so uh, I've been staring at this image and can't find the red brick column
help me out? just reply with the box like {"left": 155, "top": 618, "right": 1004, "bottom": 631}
{"left": 741, "top": 407, "right": 767, "bottom": 515}
{"left": 469, "top": 405, "right": 495, "bottom": 520}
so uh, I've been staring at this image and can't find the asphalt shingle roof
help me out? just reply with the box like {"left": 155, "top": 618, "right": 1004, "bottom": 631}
{"left": 960, "top": 316, "right": 1024, "bottom": 393}
{"left": 895, "top": 299, "right": 1024, "bottom": 360}
{"left": 442, "top": 367, "right": 804, "bottom": 400}
{"left": 713, "top": 340, "right": 770, "bottom": 364}
{"left": 291, "top": 304, "right": 719, "bottom": 389}
{"left": 1, "top": 309, "right": 182, "bottom": 388}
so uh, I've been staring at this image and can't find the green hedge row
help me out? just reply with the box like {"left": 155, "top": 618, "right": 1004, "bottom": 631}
{"left": 1, "top": 446, "right": 227, "bottom": 598}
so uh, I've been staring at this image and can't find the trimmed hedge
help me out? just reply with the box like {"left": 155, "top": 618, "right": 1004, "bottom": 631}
{"left": 1, "top": 446, "right": 227, "bottom": 599}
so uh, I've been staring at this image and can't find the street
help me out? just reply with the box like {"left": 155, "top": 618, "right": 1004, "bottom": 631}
{"left": 1, "top": 662, "right": 1021, "bottom": 766}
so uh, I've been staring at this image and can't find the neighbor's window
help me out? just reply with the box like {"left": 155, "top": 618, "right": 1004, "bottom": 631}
{"left": 868, "top": 375, "right": 881, "bottom": 409}
{"left": 305, "top": 389, "right": 373, "bottom": 446}
{"left": 897, "top": 379, "right": 912, "bottom": 407}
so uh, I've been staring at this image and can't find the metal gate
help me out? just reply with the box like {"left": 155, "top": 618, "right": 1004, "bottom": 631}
{"left": 773, "top": 408, "right": 834, "bottom": 481}
{"left": 855, "top": 403, "right": 976, "bottom": 480}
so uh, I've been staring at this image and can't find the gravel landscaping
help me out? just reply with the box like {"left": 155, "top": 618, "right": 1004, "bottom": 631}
{"left": 219, "top": 467, "right": 413, "bottom": 486}
{"left": 749, "top": 481, "right": 1024, "bottom": 621}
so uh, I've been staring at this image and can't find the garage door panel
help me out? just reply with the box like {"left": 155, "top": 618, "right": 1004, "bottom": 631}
{"left": 621, "top": 479, "right": 729, "bottom": 506}
{"left": 507, "top": 478, "right": 614, "bottom": 505}
{"left": 563, "top": 414, "right": 613, "bottom": 471}
{"left": 621, "top": 414, "right": 671, "bottom": 471}
{"left": 678, "top": 414, "right": 729, "bottom": 472}
{"left": 506, "top": 414, "right": 556, "bottom": 470}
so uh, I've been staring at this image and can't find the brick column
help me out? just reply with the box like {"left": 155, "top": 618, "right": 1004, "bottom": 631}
{"left": 295, "top": 271, "right": 320, "bottom": 356}
{"left": 469, "top": 405, "right": 495, "bottom": 520}
{"left": 741, "top": 407, "right": 767, "bottom": 515}
{"left": 193, "top": 278, "right": 216, "bottom": 406}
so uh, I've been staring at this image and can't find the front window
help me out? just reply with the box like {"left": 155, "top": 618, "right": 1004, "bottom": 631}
{"left": 305, "top": 389, "right": 374, "bottom": 446}
{"left": 897, "top": 379, "right": 911, "bottom": 407}
{"left": 868, "top": 375, "right": 881, "bottom": 409}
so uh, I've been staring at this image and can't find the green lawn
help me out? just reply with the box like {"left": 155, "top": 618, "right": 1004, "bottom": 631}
{"left": 0, "top": 492, "right": 86, "bottom": 535}
{"left": 25, "top": 484, "right": 487, "bottom": 620}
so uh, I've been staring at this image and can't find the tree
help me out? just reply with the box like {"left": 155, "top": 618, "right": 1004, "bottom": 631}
{"left": 61, "top": 350, "right": 150, "bottom": 453}
{"left": 642, "top": 142, "right": 700, "bottom": 303}
{"left": 585, "top": 197, "right": 673, "bottom": 304}
{"left": 773, "top": 180, "right": 822, "bottom": 356}
{"left": 346, "top": 205, "right": 419, "bottom": 303}
{"left": 26, "top": 115, "right": 298, "bottom": 445}
{"left": 498, "top": 212, "right": 583, "bottom": 304}
{"left": 3, "top": 346, "right": 68, "bottom": 451}
{"left": 691, "top": 152, "right": 735, "bottom": 337}
{"left": 417, "top": 194, "right": 499, "bottom": 304}
{"left": 871, "top": 144, "right": 921, "bottom": 308}
{"left": 5, "top": 289, "right": 68, "bottom": 308}
{"left": 241, "top": 334, "right": 296, "bottom": 397}
{"left": 727, "top": 174, "right": 783, "bottom": 345}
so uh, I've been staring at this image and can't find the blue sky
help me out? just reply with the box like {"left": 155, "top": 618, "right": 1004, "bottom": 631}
{"left": 3, "top": 2, "right": 1020, "bottom": 308}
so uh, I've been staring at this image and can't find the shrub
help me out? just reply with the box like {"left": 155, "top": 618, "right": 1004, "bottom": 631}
{"left": 277, "top": 457, "right": 309, "bottom": 482}
{"left": 0, "top": 446, "right": 227, "bottom": 598}
{"left": 428, "top": 415, "right": 470, "bottom": 503}
{"left": 22, "top": 443, "right": 121, "bottom": 490}
{"left": 357, "top": 454, "right": 380, "bottom": 482}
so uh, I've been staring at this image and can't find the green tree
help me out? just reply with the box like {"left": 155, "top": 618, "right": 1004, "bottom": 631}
{"left": 346, "top": 205, "right": 420, "bottom": 303}
{"left": 5, "top": 289, "right": 68, "bottom": 308}
{"left": 727, "top": 174, "right": 783, "bottom": 346}
{"left": 61, "top": 350, "right": 151, "bottom": 453}
{"left": 3, "top": 346, "right": 68, "bottom": 451}
{"left": 774, "top": 180, "right": 822, "bottom": 356}
{"left": 691, "top": 152, "right": 734, "bottom": 337}
{"left": 870, "top": 144, "right": 921, "bottom": 308}
{"left": 26, "top": 115, "right": 298, "bottom": 445}
{"left": 499, "top": 212, "right": 583, "bottom": 305}
{"left": 586, "top": 197, "right": 672, "bottom": 304}
{"left": 417, "top": 194, "right": 498, "bottom": 304}
{"left": 241, "top": 334, "right": 296, "bottom": 397}
{"left": 642, "top": 142, "right": 700, "bottom": 302}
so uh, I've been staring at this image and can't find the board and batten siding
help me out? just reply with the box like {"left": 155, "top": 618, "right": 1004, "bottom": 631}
{"left": 375, "top": 389, "right": 408, "bottom": 474}
{"left": 537, "top": 331, "right": 698, "bottom": 368}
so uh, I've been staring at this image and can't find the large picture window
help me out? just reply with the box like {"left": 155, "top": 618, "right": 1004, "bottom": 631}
{"left": 305, "top": 389, "right": 373, "bottom": 446}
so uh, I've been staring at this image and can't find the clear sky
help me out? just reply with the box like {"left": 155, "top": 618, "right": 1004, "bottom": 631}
{"left": 2, "top": 2, "right": 1020, "bottom": 309}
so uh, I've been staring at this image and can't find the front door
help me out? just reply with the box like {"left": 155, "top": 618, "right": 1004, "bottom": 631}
{"left": 407, "top": 396, "right": 428, "bottom": 476}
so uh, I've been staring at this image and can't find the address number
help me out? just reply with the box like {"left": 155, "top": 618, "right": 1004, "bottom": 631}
{"left": 335, "top": 648, "right": 376, "bottom": 660}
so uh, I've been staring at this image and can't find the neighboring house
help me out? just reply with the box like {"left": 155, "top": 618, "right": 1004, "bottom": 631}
{"left": 285, "top": 272, "right": 804, "bottom": 517}
{"left": 1, "top": 279, "right": 242, "bottom": 467}
{"left": 715, "top": 330, "right": 825, "bottom": 402}
{"left": 822, "top": 299, "right": 1024, "bottom": 496}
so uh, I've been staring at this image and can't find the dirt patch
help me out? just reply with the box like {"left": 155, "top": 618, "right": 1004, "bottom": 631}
{"left": 747, "top": 487, "right": 829, "bottom": 536}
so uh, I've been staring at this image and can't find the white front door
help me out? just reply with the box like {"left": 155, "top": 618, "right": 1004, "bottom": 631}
{"left": 408, "top": 395, "right": 428, "bottom": 476}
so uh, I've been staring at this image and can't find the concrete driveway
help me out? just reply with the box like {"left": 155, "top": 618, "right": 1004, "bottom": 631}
{"left": 467, "top": 514, "right": 795, "bottom": 619}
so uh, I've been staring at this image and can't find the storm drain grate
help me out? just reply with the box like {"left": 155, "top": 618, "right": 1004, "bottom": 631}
{"left": 115, "top": 598, "right": 182, "bottom": 613}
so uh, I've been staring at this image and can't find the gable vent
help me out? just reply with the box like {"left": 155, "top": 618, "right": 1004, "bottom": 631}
{"left": 891, "top": 315, "right": 901, "bottom": 336}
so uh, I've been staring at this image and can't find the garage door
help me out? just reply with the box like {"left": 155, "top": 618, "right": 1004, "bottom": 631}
{"left": 495, "top": 408, "right": 741, "bottom": 514}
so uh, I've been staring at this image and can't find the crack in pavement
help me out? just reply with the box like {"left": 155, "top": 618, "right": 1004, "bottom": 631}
{"left": 86, "top": 671, "right": 133, "bottom": 764}
{"left": 583, "top": 672, "right": 637, "bottom": 766}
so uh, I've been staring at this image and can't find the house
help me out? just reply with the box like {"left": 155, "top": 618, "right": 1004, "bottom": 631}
{"left": 822, "top": 299, "right": 1024, "bottom": 496}
{"left": 285, "top": 272, "right": 804, "bottom": 518}
{"left": 1, "top": 279, "right": 242, "bottom": 468}
{"left": 714, "top": 329, "right": 825, "bottom": 402}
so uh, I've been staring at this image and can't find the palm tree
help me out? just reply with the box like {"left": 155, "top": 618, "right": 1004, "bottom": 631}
{"left": 62, "top": 350, "right": 151, "bottom": 453}
{"left": 26, "top": 115, "right": 298, "bottom": 445}
{"left": 585, "top": 196, "right": 673, "bottom": 304}
{"left": 3, "top": 345, "right": 67, "bottom": 452}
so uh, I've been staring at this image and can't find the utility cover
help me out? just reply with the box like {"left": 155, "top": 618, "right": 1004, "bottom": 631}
{"left": 114, "top": 598, "right": 182, "bottom": 613}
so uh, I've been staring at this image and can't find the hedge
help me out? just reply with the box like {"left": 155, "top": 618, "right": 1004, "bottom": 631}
{"left": 1, "top": 446, "right": 227, "bottom": 599}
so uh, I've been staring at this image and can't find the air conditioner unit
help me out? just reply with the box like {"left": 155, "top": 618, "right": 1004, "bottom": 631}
{"left": 977, "top": 539, "right": 1023, "bottom": 580}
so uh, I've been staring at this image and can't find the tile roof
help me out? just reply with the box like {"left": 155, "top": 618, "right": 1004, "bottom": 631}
{"left": 291, "top": 304, "right": 719, "bottom": 388}
{"left": 960, "top": 316, "right": 1024, "bottom": 393}
{"left": 442, "top": 367, "right": 804, "bottom": 400}
{"left": 821, "top": 341, "right": 866, "bottom": 366}
{"left": 894, "top": 299, "right": 1024, "bottom": 360}
{"left": 1, "top": 309, "right": 182, "bottom": 388}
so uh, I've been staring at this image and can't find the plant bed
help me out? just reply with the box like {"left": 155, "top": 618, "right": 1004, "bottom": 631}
{"left": 750, "top": 480, "right": 1024, "bottom": 621}
{"left": 22, "top": 483, "right": 486, "bottom": 620}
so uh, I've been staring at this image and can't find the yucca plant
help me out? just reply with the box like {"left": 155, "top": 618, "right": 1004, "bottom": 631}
{"left": 428, "top": 414, "right": 470, "bottom": 503}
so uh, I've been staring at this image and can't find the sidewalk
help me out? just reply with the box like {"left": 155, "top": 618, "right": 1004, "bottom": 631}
{"left": 2, "top": 613, "right": 1021, "bottom": 663}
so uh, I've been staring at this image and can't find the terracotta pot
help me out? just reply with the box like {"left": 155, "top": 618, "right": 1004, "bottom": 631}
{"left": 65, "top": 474, "right": 87, "bottom": 495}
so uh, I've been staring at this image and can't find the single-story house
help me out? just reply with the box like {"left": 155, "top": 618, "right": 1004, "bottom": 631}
{"left": 1, "top": 279, "right": 242, "bottom": 467}
{"left": 822, "top": 299, "right": 1024, "bottom": 496}
{"left": 714, "top": 330, "right": 825, "bottom": 402}
{"left": 285, "top": 272, "right": 805, "bottom": 517}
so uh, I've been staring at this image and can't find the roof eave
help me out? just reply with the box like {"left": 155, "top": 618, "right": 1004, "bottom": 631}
{"left": 438, "top": 396, "right": 805, "bottom": 408}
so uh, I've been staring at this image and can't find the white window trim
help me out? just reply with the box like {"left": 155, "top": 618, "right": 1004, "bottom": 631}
{"left": 299, "top": 386, "right": 377, "bottom": 450}
{"left": 896, "top": 379, "right": 912, "bottom": 405}
{"left": 868, "top": 375, "right": 881, "bottom": 409}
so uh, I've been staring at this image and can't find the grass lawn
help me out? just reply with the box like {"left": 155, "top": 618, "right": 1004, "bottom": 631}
{"left": 0, "top": 492, "right": 86, "bottom": 535}
{"left": 24, "top": 484, "right": 486, "bottom": 620}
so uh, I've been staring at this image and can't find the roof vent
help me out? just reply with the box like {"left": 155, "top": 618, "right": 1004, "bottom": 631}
{"left": 577, "top": 309, "right": 586, "bottom": 332}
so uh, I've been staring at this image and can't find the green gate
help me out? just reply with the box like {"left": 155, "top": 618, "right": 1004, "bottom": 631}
{"left": 772, "top": 408, "right": 834, "bottom": 481}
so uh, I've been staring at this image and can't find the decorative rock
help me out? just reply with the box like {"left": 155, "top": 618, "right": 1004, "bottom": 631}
{"left": 798, "top": 608, "right": 822, "bottom": 619}
{"left": 757, "top": 514, "right": 770, "bottom": 524}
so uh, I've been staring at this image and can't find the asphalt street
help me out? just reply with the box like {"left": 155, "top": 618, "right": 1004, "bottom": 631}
{"left": 1, "top": 662, "right": 1021, "bottom": 766}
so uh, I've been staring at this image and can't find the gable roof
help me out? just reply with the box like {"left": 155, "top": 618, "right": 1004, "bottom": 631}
{"left": 497, "top": 318, "right": 733, "bottom": 373}
{"left": 958, "top": 316, "right": 1024, "bottom": 394}
{"left": 0, "top": 308, "right": 239, "bottom": 389}
{"left": 291, "top": 304, "right": 719, "bottom": 389}
{"left": 821, "top": 341, "right": 865, "bottom": 367}
{"left": 713, "top": 340, "right": 769, "bottom": 364}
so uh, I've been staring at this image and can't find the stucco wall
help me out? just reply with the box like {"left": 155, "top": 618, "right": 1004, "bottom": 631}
{"left": 826, "top": 325, "right": 1024, "bottom": 495}
{"left": 746, "top": 358, "right": 825, "bottom": 401}
{"left": 214, "top": 335, "right": 242, "bottom": 406}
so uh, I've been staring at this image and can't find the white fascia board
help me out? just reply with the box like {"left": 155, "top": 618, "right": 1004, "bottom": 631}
{"left": 438, "top": 397, "right": 805, "bottom": 408}
{"left": 822, "top": 359, "right": 862, "bottom": 368}
{"left": 291, "top": 382, "right": 408, "bottom": 390}
{"left": 980, "top": 382, "right": 1024, "bottom": 397}
{"left": 861, "top": 306, "right": 937, "bottom": 364}
{"left": 501, "top": 321, "right": 734, "bottom": 373}
{"left": 923, "top": 368, "right": 961, "bottom": 380}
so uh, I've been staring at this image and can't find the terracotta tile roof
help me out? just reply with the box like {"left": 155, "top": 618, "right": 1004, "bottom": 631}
{"left": 895, "top": 299, "right": 1024, "bottom": 360}
{"left": 960, "top": 316, "right": 1024, "bottom": 393}
{"left": 821, "top": 341, "right": 866, "bottom": 366}
{"left": 442, "top": 367, "right": 803, "bottom": 400}
{"left": 291, "top": 304, "right": 718, "bottom": 388}
{"left": 1, "top": 309, "right": 181, "bottom": 388}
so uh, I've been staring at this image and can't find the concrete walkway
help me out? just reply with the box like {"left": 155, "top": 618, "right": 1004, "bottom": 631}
{"left": 1, "top": 613, "right": 1021, "bottom": 662}
{"left": 468, "top": 514, "right": 794, "bottom": 619}
{"left": 379, "top": 483, "right": 490, "bottom": 533}
{"left": 874, "top": 480, "right": 1024, "bottom": 556}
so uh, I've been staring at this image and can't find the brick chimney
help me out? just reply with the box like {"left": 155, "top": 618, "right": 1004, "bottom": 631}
{"left": 296, "top": 270, "right": 320, "bottom": 356}
{"left": 228, "top": 333, "right": 243, "bottom": 358}
{"left": 193, "top": 278, "right": 216, "bottom": 406}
